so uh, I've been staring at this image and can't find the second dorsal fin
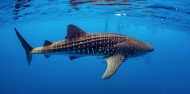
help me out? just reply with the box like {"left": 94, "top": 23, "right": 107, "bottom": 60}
{"left": 43, "top": 40, "right": 52, "bottom": 46}
{"left": 65, "top": 24, "right": 87, "bottom": 39}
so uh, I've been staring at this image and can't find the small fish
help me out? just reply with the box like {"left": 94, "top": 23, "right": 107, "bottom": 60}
{"left": 14, "top": 24, "right": 154, "bottom": 79}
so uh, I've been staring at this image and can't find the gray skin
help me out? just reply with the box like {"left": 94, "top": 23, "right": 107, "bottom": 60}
{"left": 15, "top": 24, "right": 154, "bottom": 79}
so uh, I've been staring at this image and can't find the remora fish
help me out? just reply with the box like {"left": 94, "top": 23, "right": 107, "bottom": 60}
{"left": 14, "top": 24, "right": 154, "bottom": 79}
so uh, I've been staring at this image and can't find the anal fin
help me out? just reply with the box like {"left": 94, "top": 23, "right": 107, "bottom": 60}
{"left": 69, "top": 56, "right": 79, "bottom": 60}
{"left": 45, "top": 54, "right": 50, "bottom": 58}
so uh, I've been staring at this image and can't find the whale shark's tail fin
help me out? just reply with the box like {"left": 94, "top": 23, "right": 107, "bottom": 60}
{"left": 14, "top": 28, "right": 33, "bottom": 64}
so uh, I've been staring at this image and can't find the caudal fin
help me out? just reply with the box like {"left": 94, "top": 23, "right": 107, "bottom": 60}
{"left": 14, "top": 28, "right": 33, "bottom": 64}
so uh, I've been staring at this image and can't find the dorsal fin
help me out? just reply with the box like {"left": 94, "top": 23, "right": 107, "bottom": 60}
{"left": 43, "top": 40, "right": 52, "bottom": 46}
{"left": 65, "top": 24, "right": 87, "bottom": 39}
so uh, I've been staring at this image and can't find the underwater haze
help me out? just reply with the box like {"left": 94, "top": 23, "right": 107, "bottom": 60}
{"left": 0, "top": 0, "right": 190, "bottom": 94}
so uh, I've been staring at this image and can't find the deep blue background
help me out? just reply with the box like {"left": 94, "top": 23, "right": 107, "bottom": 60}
{"left": 0, "top": 0, "right": 190, "bottom": 94}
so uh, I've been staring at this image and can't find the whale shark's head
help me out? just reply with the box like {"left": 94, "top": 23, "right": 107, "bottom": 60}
{"left": 143, "top": 43, "right": 154, "bottom": 52}
{"left": 136, "top": 42, "right": 154, "bottom": 57}
{"left": 126, "top": 39, "right": 154, "bottom": 57}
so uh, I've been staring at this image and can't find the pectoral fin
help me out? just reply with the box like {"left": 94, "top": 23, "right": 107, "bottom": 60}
{"left": 102, "top": 54, "right": 125, "bottom": 79}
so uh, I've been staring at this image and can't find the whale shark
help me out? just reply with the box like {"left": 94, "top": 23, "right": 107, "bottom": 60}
{"left": 14, "top": 24, "right": 154, "bottom": 79}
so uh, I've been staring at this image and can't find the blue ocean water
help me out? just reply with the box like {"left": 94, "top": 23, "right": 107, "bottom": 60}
{"left": 0, "top": 0, "right": 190, "bottom": 94}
